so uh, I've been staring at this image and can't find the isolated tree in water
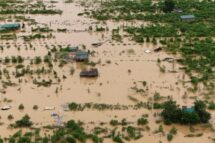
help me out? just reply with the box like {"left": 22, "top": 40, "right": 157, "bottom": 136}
{"left": 163, "top": 0, "right": 175, "bottom": 12}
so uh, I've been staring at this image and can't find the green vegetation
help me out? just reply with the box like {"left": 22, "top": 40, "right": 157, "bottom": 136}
{"left": 161, "top": 100, "right": 211, "bottom": 125}
{"left": 110, "top": 119, "right": 128, "bottom": 126}
{"left": 68, "top": 102, "right": 148, "bottom": 111}
{"left": 167, "top": 133, "right": 173, "bottom": 141}
{"left": 176, "top": 38, "right": 215, "bottom": 85}
{"left": 163, "top": 0, "right": 175, "bottom": 13}
{"left": 13, "top": 115, "right": 33, "bottom": 127}
{"left": 166, "top": 127, "right": 177, "bottom": 141}
{"left": 137, "top": 116, "right": 148, "bottom": 126}
{"left": 0, "top": 0, "right": 62, "bottom": 15}
{"left": 0, "top": 0, "right": 215, "bottom": 142}
{"left": 208, "top": 102, "right": 215, "bottom": 110}
{"left": 87, "top": 0, "right": 215, "bottom": 86}
{"left": 33, "top": 79, "right": 52, "bottom": 87}
{"left": 33, "top": 105, "right": 39, "bottom": 110}
{"left": 32, "top": 27, "right": 53, "bottom": 32}
{"left": 18, "top": 104, "right": 24, "bottom": 110}
{"left": 6, "top": 119, "right": 147, "bottom": 143}
{"left": 8, "top": 114, "right": 14, "bottom": 120}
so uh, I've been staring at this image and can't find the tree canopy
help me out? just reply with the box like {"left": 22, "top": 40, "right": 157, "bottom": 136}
{"left": 161, "top": 100, "right": 211, "bottom": 124}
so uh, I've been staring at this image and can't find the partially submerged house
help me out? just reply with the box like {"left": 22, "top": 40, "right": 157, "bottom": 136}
{"left": 0, "top": 23, "right": 21, "bottom": 31}
{"left": 74, "top": 51, "right": 89, "bottom": 61}
{"left": 182, "top": 106, "right": 194, "bottom": 113}
{"left": 59, "top": 46, "right": 79, "bottom": 61}
{"left": 67, "top": 46, "right": 79, "bottom": 59}
{"left": 180, "top": 15, "right": 195, "bottom": 21}
{"left": 68, "top": 46, "right": 78, "bottom": 52}
{"left": 80, "top": 68, "right": 98, "bottom": 77}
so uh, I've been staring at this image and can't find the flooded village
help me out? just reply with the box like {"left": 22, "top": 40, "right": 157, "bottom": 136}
{"left": 0, "top": 0, "right": 215, "bottom": 143}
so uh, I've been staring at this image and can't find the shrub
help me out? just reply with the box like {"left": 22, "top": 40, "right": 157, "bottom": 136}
{"left": 8, "top": 114, "right": 14, "bottom": 120}
{"left": 208, "top": 102, "right": 215, "bottom": 110}
{"left": 18, "top": 104, "right": 24, "bottom": 110}
{"left": 167, "top": 133, "right": 173, "bottom": 141}
{"left": 110, "top": 120, "right": 119, "bottom": 126}
{"left": 33, "top": 105, "right": 38, "bottom": 110}
{"left": 68, "top": 102, "right": 78, "bottom": 111}
{"left": 137, "top": 117, "right": 148, "bottom": 125}
{"left": 15, "top": 115, "right": 33, "bottom": 127}
{"left": 169, "top": 127, "right": 177, "bottom": 135}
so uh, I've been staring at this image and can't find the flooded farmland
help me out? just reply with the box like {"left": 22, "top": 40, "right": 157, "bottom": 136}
{"left": 0, "top": 0, "right": 215, "bottom": 143}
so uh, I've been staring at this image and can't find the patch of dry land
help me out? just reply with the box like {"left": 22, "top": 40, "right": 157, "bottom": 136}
{"left": 0, "top": 0, "right": 215, "bottom": 142}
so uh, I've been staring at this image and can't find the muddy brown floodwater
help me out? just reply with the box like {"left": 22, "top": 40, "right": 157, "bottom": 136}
{"left": 0, "top": 0, "right": 215, "bottom": 142}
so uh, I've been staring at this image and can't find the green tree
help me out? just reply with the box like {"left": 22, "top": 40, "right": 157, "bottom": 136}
{"left": 194, "top": 100, "right": 211, "bottom": 123}
{"left": 15, "top": 115, "right": 33, "bottom": 127}
{"left": 181, "top": 111, "right": 200, "bottom": 124}
{"left": 42, "top": 136, "right": 49, "bottom": 143}
{"left": 163, "top": 0, "right": 175, "bottom": 12}
{"left": 0, "top": 137, "right": 3, "bottom": 143}
{"left": 161, "top": 100, "right": 182, "bottom": 124}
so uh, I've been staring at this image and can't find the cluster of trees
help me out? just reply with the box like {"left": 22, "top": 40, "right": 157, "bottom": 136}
{"left": 125, "top": 25, "right": 177, "bottom": 39}
{"left": 7, "top": 120, "right": 102, "bottom": 143}
{"left": 178, "top": 38, "right": 215, "bottom": 85}
{"left": 0, "top": 0, "right": 62, "bottom": 15}
{"left": 0, "top": 56, "right": 24, "bottom": 64}
{"left": 33, "top": 79, "right": 52, "bottom": 87}
{"left": 14, "top": 115, "right": 33, "bottom": 127}
{"left": 161, "top": 100, "right": 211, "bottom": 125}
{"left": 90, "top": 0, "right": 215, "bottom": 38}
{"left": 4, "top": 118, "right": 147, "bottom": 143}
{"left": 68, "top": 102, "right": 150, "bottom": 111}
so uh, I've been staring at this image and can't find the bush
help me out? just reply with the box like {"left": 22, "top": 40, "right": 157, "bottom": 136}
{"left": 66, "top": 120, "right": 83, "bottom": 132}
{"left": 18, "top": 104, "right": 24, "bottom": 110}
{"left": 113, "top": 135, "right": 124, "bottom": 143}
{"left": 127, "top": 126, "right": 136, "bottom": 138}
{"left": 153, "top": 102, "right": 164, "bottom": 109}
{"left": 169, "top": 127, "right": 177, "bottom": 135}
{"left": 137, "top": 117, "right": 148, "bottom": 125}
{"left": 167, "top": 133, "right": 173, "bottom": 141}
{"left": 15, "top": 115, "right": 33, "bottom": 127}
{"left": 68, "top": 102, "right": 79, "bottom": 111}
{"left": 208, "top": 102, "right": 215, "bottom": 110}
{"left": 110, "top": 119, "right": 119, "bottom": 126}
{"left": 33, "top": 105, "right": 38, "bottom": 110}
{"left": 8, "top": 114, "right": 14, "bottom": 120}
{"left": 42, "top": 136, "right": 49, "bottom": 143}
{"left": 66, "top": 135, "right": 76, "bottom": 143}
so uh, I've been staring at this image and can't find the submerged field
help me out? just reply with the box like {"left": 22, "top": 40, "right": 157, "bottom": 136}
{"left": 0, "top": 0, "right": 215, "bottom": 143}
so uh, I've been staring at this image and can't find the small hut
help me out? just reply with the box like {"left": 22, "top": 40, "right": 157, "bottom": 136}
{"left": 68, "top": 46, "right": 78, "bottom": 52}
{"left": 0, "top": 23, "right": 21, "bottom": 31}
{"left": 80, "top": 68, "right": 98, "bottom": 77}
{"left": 180, "top": 15, "right": 195, "bottom": 21}
{"left": 74, "top": 51, "right": 89, "bottom": 61}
